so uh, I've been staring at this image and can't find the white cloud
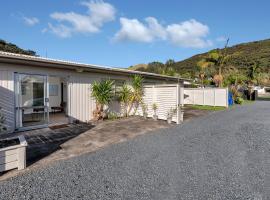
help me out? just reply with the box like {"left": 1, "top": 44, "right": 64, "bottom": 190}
{"left": 47, "top": 23, "right": 72, "bottom": 38}
{"left": 166, "top": 19, "right": 212, "bottom": 48}
{"left": 114, "top": 17, "right": 166, "bottom": 43}
{"left": 48, "top": 0, "right": 116, "bottom": 38}
{"left": 114, "top": 18, "right": 212, "bottom": 48}
{"left": 23, "top": 17, "right": 39, "bottom": 26}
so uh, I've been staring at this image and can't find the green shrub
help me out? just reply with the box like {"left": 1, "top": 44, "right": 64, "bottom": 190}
{"left": 235, "top": 97, "right": 244, "bottom": 105}
{"left": 118, "top": 84, "right": 131, "bottom": 117}
{"left": 108, "top": 112, "right": 119, "bottom": 120}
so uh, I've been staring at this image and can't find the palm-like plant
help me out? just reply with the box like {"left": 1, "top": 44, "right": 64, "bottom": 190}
{"left": 127, "top": 75, "right": 144, "bottom": 116}
{"left": 197, "top": 59, "right": 212, "bottom": 86}
{"left": 247, "top": 61, "right": 261, "bottom": 84}
{"left": 198, "top": 38, "right": 230, "bottom": 87}
{"left": 92, "top": 80, "right": 114, "bottom": 120}
{"left": 118, "top": 84, "right": 131, "bottom": 117}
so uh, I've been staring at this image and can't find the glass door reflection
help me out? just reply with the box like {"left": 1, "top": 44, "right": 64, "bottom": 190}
{"left": 15, "top": 74, "right": 49, "bottom": 129}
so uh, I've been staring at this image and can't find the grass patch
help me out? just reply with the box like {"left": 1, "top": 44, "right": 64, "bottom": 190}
{"left": 189, "top": 105, "right": 226, "bottom": 111}
{"left": 242, "top": 100, "right": 254, "bottom": 105}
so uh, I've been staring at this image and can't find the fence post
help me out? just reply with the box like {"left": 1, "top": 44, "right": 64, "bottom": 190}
{"left": 226, "top": 87, "right": 229, "bottom": 108}
{"left": 180, "top": 87, "right": 184, "bottom": 107}
{"left": 203, "top": 88, "right": 205, "bottom": 106}
{"left": 214, "top": 88, "right": 216, "bottom": 106}
{"left": 193, "top": 89, "right": 195, "bottom": 105}
{"left": 152, "top": 85, "right": 155, "bottom": 117}
{"left": 176, "top": 84, "right": 180, "bottom": 124}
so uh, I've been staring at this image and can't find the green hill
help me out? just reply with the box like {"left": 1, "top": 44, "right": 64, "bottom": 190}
{"left": 130, "top": 39, "right": 270, "bottom": 84}
{"left": 0, "top": 39, "right": 36, "bottom": 56}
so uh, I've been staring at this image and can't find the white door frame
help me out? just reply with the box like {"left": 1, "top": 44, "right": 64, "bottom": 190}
{"left": 14, "top": 72, "right": 49, "bottom": 131}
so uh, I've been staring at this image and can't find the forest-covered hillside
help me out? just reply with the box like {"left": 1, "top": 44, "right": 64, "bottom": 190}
{"left": 0, "top": 39, "right": 36, "bottom": 56}
{"left": 129, "top": 39, "right": 270, "bottom": 85}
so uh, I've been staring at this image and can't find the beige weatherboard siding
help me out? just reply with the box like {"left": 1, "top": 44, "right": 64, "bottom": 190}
{"left": 0, "top": 51, "right": 186, "bottom": 133}
{"left": 0, "top": 70, "right": 14, "bottom": 133}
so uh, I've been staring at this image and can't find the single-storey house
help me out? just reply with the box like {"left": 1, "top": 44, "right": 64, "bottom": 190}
{"left": 0, "top": 51, "right": 185, "bottom": 133}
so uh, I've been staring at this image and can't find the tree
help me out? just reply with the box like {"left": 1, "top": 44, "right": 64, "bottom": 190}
{"left": 92, "top": 80, "right": 114, "bottom": 120}
{"left": 118, "top": 84, "right": 131, "bottom": 117}
{"left": 247, "top": 61, "right": 261, "bottom": 84}
{"left": 199, "top": 38, "right": 230, "bottom": 87}
{"left": 147, "top": 62, "right": 165, "bottom": 74}
{"left": 213, "top": 74, "right": 223, "bottom": 87}
{"left": 256, "top": 72, "right": 269, "bottom": 85}
{"left": 0, "top": 39, "right": 37, "bottom": 56}
{"left": 165, "top": 59, "right": 175, "bottom": 67}
{"left": 196, "top": 59, "right": 212, "bottom": 86}
{"left": 127, "top": 75, "right": 144, "bottom": 116}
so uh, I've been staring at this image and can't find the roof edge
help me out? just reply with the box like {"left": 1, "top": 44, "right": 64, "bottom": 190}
{"left": 0, "top": 51, "right": 191, "bottom": 81}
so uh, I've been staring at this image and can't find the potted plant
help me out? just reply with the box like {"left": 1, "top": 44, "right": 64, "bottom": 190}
{"left": 141, "top": 103, "right": 148, "bottom": 119}
{"left": 167, "top": 107, "right": 177, "bottom": 124}
{"left": 152, "top": 103, "right": 158, "bottom": 121}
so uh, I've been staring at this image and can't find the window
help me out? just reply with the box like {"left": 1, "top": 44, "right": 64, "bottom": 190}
{"left": 49, "top": 84, "right": 59, "bottom": 96}
{"left": 100, "top": 79, "right": 125, "bottom": 100}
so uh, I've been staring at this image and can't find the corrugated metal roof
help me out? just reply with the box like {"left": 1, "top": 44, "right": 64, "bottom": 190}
{"left": 0, "top": 51, "right": 190, "bottom": 81}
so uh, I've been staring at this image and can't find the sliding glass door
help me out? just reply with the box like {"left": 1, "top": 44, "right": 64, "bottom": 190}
{"left": 15, "top": 73, "right": 49, "bottom": 130}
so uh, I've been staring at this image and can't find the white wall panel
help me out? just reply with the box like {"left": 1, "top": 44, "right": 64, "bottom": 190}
{"left": 184, "top": 88, "right": 228, "bottom": 107}
{"left": 136, "top": 84, "right": 182, "bottom": 123}
{"left": 68, "top": 76, "right": 96, "bottom": 123}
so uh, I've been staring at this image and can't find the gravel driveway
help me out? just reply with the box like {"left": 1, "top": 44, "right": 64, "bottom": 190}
{"left": 1, "top": 101, "right": 270, "bottom": 199}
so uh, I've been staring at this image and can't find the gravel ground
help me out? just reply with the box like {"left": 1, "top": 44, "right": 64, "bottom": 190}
{"left": 1, "top": 101, "right": 270, "bottom": 200}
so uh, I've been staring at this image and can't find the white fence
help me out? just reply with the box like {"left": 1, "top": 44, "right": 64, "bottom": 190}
{"left": 184, "top": 88, "right": 228, "bottom": 107}
{"left": 136, "top": 84, "right": 183, "bottom": 124}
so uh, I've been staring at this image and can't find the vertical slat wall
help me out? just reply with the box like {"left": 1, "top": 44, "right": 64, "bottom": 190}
{"left": 184, "top": 88, "right": 228, "bottom": 107}
{"left": 68, "top": 76, "right": 94, "bottom": 123}
{"left": 0, "top": 71, "right": 15, "bottom": 133}
{"left": 137, "top": 84, "right": 181, "bottom": 123}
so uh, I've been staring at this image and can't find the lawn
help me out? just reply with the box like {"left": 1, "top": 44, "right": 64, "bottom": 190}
{"left": 242, "top": 100, "right": 254, "bottom": 105}
{"left": 188, "top": 105, "right": 226, "bottom": 111}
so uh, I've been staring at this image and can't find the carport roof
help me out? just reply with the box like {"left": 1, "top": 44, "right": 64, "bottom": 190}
{"left": 0, "top": 51, "right": 190, "bottom": 82}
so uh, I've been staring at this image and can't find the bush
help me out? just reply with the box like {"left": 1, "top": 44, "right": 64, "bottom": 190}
{"left": 235, "top": 97, "right": 244, "bottom": 105}
{"left": 108, "top": 112, "right": 119, "bottom": 120}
